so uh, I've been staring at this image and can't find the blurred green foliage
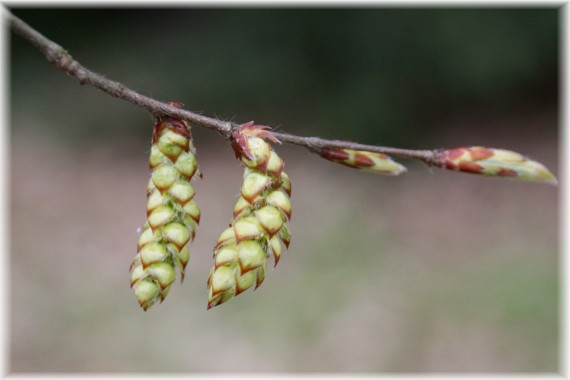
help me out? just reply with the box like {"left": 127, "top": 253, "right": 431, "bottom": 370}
{"left": 10, "top": 8, "right": 557, "bottom": 147}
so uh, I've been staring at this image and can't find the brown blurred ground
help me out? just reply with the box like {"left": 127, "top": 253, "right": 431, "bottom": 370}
{"left": 10, "top": 108, "right": 558, "bottom": 372}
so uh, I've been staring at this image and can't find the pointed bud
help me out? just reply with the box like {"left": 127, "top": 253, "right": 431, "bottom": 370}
{"left": 320, "top": 148, "right": 406, "bottom": 175}
{"left": 438, "top": 146, "right": 557, "bottom": 184}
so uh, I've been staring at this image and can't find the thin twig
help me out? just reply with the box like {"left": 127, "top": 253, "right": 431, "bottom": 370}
{"left": 9, "top": 12, "right": 439, "bottom": 167}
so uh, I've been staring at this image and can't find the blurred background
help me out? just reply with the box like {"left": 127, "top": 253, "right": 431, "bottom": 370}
{"left": 9, "top": 7, "right": 558, "bottom": 373}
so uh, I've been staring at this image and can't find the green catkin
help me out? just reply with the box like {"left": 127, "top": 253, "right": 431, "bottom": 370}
{"left": 207, "top": 122, "right": 292, "bottom": 309}
{"left": 131, "top": 104, "right": 201, "bottom": 311}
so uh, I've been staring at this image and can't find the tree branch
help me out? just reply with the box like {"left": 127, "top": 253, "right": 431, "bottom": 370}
{"left": 9, "top": 11, "right": 445, "bottom": 167}
{"left": 9, "top": 13, "right": 233, "bottom": 137}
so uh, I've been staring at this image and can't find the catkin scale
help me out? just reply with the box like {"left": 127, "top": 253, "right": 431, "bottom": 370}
{"left": 131, "top": 104, "right": 201, "bottom": 311}
{"left": 207, "top": 122, "right": 292, "bottom": 309}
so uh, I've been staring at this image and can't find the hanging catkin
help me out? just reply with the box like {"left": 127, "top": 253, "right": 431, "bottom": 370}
{"left": 130, "top": 103, "right": 201, "bottom": 310}
{"left": 207, "top": 122, "right": 292, "bottom": 308}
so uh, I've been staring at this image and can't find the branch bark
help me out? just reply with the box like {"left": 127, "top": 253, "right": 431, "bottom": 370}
{"left": 9, "top": 12, "right": 439, "bottom": 166}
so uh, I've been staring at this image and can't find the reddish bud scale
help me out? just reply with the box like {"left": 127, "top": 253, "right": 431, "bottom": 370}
{"left": 131, "top": 105, "right": 201, "bottom": 311}
{"left": 208, "top": 123, "right": 291, "bottom": 309}
{"left": 319, "top": 148, "right": 406, "bottom": 176}
{"left": 437, "top": 146, "right": 557, "bottom": 184}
